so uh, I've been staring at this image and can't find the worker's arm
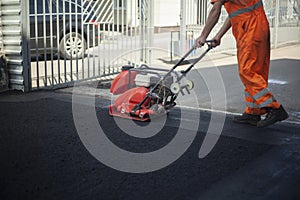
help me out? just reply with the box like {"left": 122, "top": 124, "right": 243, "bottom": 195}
{"left": 195, "top": 1, "right": 223, "bottom": 47}
{"left": 211, "top": 16, "right": 231, "bottom": 47}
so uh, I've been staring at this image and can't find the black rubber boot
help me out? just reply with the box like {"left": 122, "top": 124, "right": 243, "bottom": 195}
{"left": 257, "top": 105, "right": 288, "bottom": 128}
{"left": 232, "top": 113, "right": 261, "bottom": 126}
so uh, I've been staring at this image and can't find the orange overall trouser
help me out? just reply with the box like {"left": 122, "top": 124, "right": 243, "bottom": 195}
{"left": 224, "top": 0, "right": 281, "bottom": 115}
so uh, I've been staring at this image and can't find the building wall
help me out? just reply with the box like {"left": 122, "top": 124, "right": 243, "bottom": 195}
{"left": 154, "top": 0, "right": 180, "bottom": 27}
{"left": 121, "top": 0, "right": 181, "bottom": 28}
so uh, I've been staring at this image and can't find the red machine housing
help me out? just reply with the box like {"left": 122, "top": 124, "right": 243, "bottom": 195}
{"left": 110, "top": 66, "right": 138, "bottom": 95}
{"left": 109, "top": 87, "right": 155, "bottom": 121}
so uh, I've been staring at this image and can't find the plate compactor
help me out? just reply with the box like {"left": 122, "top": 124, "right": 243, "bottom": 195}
{"left": 109, "top": 41, "right": 214, "bottom": 121}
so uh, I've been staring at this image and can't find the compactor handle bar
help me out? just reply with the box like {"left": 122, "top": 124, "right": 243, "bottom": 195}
{"left": 130, "top": 40, "right": 216, "bottom": 115}
{"left": 172, "top": 40, "right": 215, "bottom": 71}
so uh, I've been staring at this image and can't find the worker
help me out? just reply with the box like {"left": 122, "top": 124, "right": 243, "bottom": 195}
{"left": 195, "top": 0, "right": 288, "bottom": 127}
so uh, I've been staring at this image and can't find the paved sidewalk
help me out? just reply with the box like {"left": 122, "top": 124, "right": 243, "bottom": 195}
{"left": 205, "top": 44, "right": 300, "bottom": 67}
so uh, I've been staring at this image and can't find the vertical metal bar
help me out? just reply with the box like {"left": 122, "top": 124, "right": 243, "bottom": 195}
{"left": 97, "top": 20, "right": 100, "bottom": 77}
{"left": 69, "top": 0, "right": 73, "bottom": 81}
{"left": 56, "top": 0, "right": 61, "bottom": 84}
{"left": 180, "top": 0, "right": 187, "bottom": 55}
{"left": 121, "top": 0, "right": 125, "bottom": 70}
{"left": 75, "top": 0, "right": 79, "bottom": 81}
{"left": 135, "top": 0, "right": 138, "bottom": 63}
{"left": 204, "top": 0, "right": 207, "bottom": 25}
{"left": 49, "top": 0, "right": 54, "bottom": 86}
{"left": 274, "top": 0, "right": 280, "bottom": 48}
{"left": 83, "top": 0, "right": 90, "bottom": 79}
{"left": 147, "top": 0, "right": 154, "bottom": 65}
{"left": 63, "top": 0, "right": 67, "bottom": 82}
{"left": 103, "top": 22, "right": 106, "bottom": 77}
{"left": 34, "top": 0, "right": 39, "bottom": 88}
{"left": 170, "top": 32, "right": 173, "bottom": 61}
{"left": 114, "top": 0, "right": 120, "bottom": 72}
{"left": 187, "top": 0, "right": 191, "bottom": 29}
{"left": 43, "top": 0, "right": 47, "bottom": 87}
{"left": 87, "top": 24, "right": 90, "bottom": 78}
{"left": 124, "top": 0, "right": 128, "bottom": 69}
{"left": 130, "top": 0, "right": 134, "bottom": 67}
{"left": 140, "top": 0, "right": 144, "bottom": 62}
{"left": 22, "top": 0, "right": 31, "bottom": 91}
{"left": 81, "top": 0, "right": 84, "bottom": 79}
{"left": 143, "top": 0, "right": 146, "bottom": 63}
{"left": 88, "top": 0, "right": 96, "bottom": 77}
{"left": 97, "top": 1, "right": 101, "bottom": 77}
{"left": 92, "top": 23, "right": 96, "bottom": 77}
{"left": 90, "top": 0, "right": 96, "bottom": 78}
{"left": 110, "top": 0, "right": 116, "bottom": 75}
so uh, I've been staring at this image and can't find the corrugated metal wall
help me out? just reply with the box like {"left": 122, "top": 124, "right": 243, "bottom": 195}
{"left": 0, "top": 0, "right": 30, "bottom": 91}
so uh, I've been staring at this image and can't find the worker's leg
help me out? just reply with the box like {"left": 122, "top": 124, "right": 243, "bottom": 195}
{"left": 232, "top": 87, "right": 264, "bottom": 126}
{"left": 233, "top": 15, "right": 288, "bottom": 127}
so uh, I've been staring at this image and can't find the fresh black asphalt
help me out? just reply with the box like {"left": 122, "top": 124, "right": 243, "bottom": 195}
{"left": 0, "top": 58, "right": 300, "bottom": 200}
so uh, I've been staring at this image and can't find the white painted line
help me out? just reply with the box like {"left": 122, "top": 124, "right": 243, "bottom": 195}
{"left": 268, "top": 79, "right": 288, "bottom": 85}
{"left": 178, "top": 105, "right": 300, "bottom": 125}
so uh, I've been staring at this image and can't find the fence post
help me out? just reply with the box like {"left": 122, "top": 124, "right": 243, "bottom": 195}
{"left": 180, "top": 0, "right": 187, "bottom": 55}
{"left": 21, "top": 0, "right": 31, "bottom": 91}
{"left": 147, "top": 0, "right": 154, "bottom": 65}
{"left": 274, "top": 0, "right": 280, "bottom": 48}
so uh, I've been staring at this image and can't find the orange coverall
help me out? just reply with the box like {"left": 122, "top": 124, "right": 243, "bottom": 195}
{"left": 212, "top": 0, "right": 281, "bottom": 115}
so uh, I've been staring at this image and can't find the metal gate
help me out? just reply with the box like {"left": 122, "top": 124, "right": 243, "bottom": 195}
{"left": 180, "top": 0, "right": 236, "bottom": 55}
{"left": 28, "top": 0, "right": 154, "bottom": 89}
{"left": 180, "top": 0, "right": 300, "bottom": 54}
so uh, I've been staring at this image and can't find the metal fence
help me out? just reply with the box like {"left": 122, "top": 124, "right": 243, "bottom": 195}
{"left": 28, "top": 0, "right": 154, "bottom": 89}
{"left": 265, "top": 0, "right": 300, "bottom": 47}
{"left": 180, "top": 0, "right": 300, "bottom": 54}
{"left": 0, "top": 0, "right": 299, "bottom": 91}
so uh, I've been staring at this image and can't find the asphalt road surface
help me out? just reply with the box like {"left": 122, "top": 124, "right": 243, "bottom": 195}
{"left": 0, "top": 58, "right": 300, "bottom": 200}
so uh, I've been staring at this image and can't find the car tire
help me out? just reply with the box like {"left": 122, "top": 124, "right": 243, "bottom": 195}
{"left": 59, "top": 32, "right": 87, "bottom": 60}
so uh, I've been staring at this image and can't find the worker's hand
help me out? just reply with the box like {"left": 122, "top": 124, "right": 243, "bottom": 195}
{"left": 195, "top": 36, "right": 206, "bottom": 48}
{"left": 210, "top": 36, "right": 221, "bottom": 47}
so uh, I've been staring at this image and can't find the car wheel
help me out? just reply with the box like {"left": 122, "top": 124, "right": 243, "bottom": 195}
{"left": 59, "top": 32, "right": 87, "bottom": 60}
